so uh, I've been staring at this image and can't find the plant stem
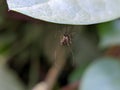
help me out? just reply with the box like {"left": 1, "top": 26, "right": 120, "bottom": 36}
{"left": 33, "top": 46, "right": 69, "bottom": 90}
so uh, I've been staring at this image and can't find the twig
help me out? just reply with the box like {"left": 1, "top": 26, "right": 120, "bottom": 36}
{"left": 32, "top": 45, "right": 70, "bottom": 90}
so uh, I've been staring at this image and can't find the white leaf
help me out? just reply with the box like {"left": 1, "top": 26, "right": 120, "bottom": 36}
{"left": 7, "top": 0, "right": 120, "bottom": 25}
{"left": 80, "top": 57, "right": 120, "bottom": 90}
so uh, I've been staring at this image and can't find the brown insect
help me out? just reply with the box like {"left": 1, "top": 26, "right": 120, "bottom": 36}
{"left": 59, "top": 30, "right": 76, "bottom": 65}
{"left": 55, "top": 25, "right": 76, "bottom": 65}
{"left": 59, "top": 25, "right": 74, "bottom": 47}
{"left": 60, "top": 32, "right": 72, "bottom": 46}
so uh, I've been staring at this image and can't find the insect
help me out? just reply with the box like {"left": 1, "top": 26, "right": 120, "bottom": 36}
{"left": 54, "top": 25, "right": 76, "bottom": 65}
{"left": 59, "top": 26, "right": 76, "bottom": 65}
{"left": 59, "top": 25, "right": 74, "bottom": 47}
{"left": 60, "top": 31, "right": 72, "bottom": 47}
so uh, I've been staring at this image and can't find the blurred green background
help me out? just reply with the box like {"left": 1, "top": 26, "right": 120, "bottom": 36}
{"left": 1, "top": 0, "right": 120, "bottom": 90}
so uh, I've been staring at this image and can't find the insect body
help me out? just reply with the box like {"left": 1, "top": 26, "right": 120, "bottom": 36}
{"left": 60, "top": 32, "right": 72, "bottom": 47}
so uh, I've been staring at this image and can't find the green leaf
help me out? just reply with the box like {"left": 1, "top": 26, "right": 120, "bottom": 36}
{"left": 80, "top": 57, "right": 120, "bottom": 90}
{"left": 98, "top": 20, "right": 120, "bottom": 48}
{"left": 69, "top": 62, "right": 89, "bottom": 83}
{"left": 0, "top": 56, "right": 26, "bottom": 90}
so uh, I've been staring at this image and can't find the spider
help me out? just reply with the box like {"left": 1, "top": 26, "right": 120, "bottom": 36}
{"left": 59, "top": 25, "right": 74, "bottom": 47}
{"left": 55, "top": 25, "right": 76, "bottom": 65}
{"left": 59, "top": 31, "right": 76, "bottom": 65}
{"left": 60, "top": 32, "right": 72, "bottom": 47}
